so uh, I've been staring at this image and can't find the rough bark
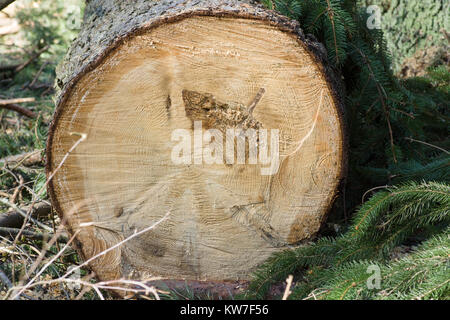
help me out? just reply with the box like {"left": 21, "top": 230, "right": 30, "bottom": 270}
{"left": 0, "top": 0, "right": 15, "bottom": 11}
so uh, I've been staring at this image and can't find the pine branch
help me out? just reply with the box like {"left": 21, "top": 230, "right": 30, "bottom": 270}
{"left": 244, "top": 181, "right": 450, "bottom": 299}
{"left": 291, "top": 231, "right": 450, "bottom": 300}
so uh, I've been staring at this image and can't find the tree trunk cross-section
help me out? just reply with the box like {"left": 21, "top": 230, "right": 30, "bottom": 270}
{"left": 46, "top": 0, "right": 346, "bottom": 284}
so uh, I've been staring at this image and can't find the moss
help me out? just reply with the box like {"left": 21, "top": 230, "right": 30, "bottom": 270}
{"left": 360, "top": 0, "right": 449, "bottom": 72}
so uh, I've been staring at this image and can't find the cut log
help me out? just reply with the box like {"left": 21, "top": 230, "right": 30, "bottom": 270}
{"left": 46, "top": 0, "right": 346, "bottom": 284}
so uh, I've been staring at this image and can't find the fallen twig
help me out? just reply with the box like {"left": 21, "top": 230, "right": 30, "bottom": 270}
{"left": 0, "top": 201, "right": 51, "bottom": 229}
{"left": 0, "top": 45, "right": 49, "bottom": 75}
{"left": 0, "top": 98, "right": 37, "bottom": 118}
{"left": 0, "top": 150, "right": 43, "bottom": 167}
{"left": 26, "top": 61, "right": 49, "bottom": 89}
{"left": 0, "top": 97, "right": 35, "bottom": 105}
{"left": 405, "top": 137, "right": 450, "bottom": 155}
{"left": 0, "top": 198, "right": 52, "bottom": 232}
{"left": 14, "top": 45, "right": 50, "bottom": 74}
{"left": 0, "top": 104, "right": 36, "bottom": 118}
{"left": 9, "top": 174, "right": 24, "bottom": 203}
{"left": 0, "top": 227, "right": 67, "bottom": 242}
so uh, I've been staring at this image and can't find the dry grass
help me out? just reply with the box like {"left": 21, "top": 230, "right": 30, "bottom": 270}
{"left": 0, "top": 0, "right": 171, "bottom": 300}
{"left": 0, "top": 135, "right": 168, "bottom": 300}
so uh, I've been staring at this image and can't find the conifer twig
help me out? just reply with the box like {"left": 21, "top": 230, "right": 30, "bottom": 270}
{"left": 405, "top": 137, "right": 449, "bottom": 155}
{"left": 325, "top": 0, "right": 339, "bottom": 64}
{"left": 354, "top": 46, "right": 397, "bottom": 162}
